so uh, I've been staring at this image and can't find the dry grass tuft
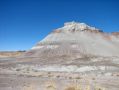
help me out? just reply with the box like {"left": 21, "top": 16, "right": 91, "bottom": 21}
{"left": 45, "top": 80, "right": 56, "bottom": 90}
{"left": 46, "top": 85, "right": 56, "bottom": 90}
{"left": 94, "top": 85, "right": 105, "bottom": 90}
{"left": 65, "top": 85, "right": 82, "bottom": 90}
{"left": 64, "top": 84, "right": 105, "bottom": 90}
{"left": 75, "top": 77, "right": 81, "bottom": 79}
{"left": 65, "top": 87, "right": 76, "bottom": 90}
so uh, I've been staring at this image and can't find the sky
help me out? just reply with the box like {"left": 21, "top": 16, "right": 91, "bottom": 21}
{"left": 0, "top": 0, "right": 119, "bottom": 51}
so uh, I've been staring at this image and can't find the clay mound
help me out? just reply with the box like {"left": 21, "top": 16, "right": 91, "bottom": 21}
{"left": 26, "top": 22, "right": 119, "bottom": 57}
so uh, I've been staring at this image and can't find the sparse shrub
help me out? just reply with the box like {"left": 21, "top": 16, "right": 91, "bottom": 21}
{"left": 48, "top": 72, "right": 51, "bottom": 74}
{"left": 65, "top": 87, "right": 76, "bottom": 90}
{"left": 92, "top": 77, "right": 95, "bottom": 80}
{"left": 69, "top": 77, "right": 72, "bottom": 79}
{"left": 116, "top": 74, "right": 119, "bottom": 77}
{"left": 64, "top": 85, "right": 82, "bottom": 90}
{"left": 38, "top": 75, "right": 42, "bottom": 77}
{"left": 16, "top": 68, "right": 20, "bottom": 71}
{"left": 95, "top": 88, "right": 102, "bottom": 90}
{"left": 94, "top": 85, "right": 105, "bottom": 90}
{"left": 26, "top": 68, "right": 30, "bottom": 72}
{"left": 56, "top": 75, "right": 60, "bottom": 78}
{"left": 48, "top": 74, "right": 53, "bottom": 77}
{"left": 33, "top": 69, "right": 38, "bottom": 72}
{"left": 75, "top": 77, "right": 81, "bottom": 79}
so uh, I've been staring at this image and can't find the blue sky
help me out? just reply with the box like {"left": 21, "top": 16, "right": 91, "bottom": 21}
{"left": 0, "top": 0, "right": 119, "bottom": 51}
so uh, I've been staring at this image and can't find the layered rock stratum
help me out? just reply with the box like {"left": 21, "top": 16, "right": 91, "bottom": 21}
{"left": 27, "top": 21, "right": 119, "bottom": 58}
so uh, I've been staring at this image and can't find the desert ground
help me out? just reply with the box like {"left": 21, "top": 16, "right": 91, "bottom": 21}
{"left": 0, "top": 53, "right": 119, "bottom": 90}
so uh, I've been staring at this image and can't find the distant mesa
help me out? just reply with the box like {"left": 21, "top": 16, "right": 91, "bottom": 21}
{"left": 27, "top": 21, "right": 119, "bottom": 57}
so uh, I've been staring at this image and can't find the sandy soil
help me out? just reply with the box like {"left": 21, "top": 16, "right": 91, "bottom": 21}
{"left": 0, "top": 69, "right": 119, "bottom": 90}
{"left": 0, "top": 56, "right": 119, "bottom": 90}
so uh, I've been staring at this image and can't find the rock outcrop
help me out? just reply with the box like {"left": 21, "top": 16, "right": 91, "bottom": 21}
{"left": 25, "top": 22, "right": 119, "bottom": 57}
